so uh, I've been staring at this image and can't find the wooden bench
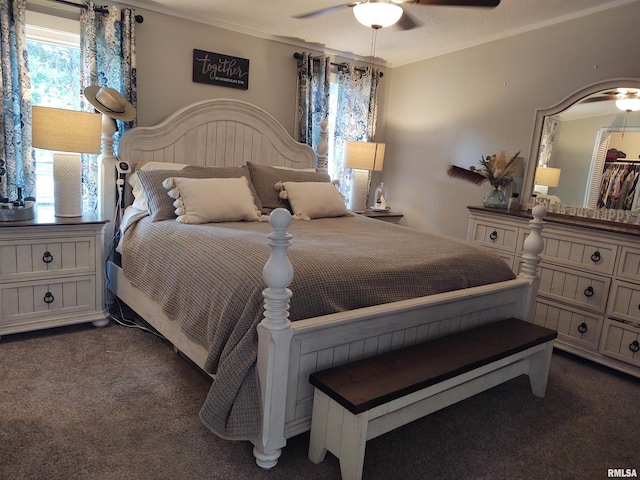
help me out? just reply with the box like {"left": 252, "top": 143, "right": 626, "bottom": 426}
{"left": 308, "top": 318, "right": 557, "bottom": 480}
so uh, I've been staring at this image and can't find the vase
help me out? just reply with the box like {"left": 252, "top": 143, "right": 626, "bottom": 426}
{"left": 483, "top": 186, "right": 507, "bottom": 209}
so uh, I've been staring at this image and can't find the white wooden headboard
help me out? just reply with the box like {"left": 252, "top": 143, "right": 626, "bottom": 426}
{"left": 119, "top": 98, "right": 316, "bottom": 169}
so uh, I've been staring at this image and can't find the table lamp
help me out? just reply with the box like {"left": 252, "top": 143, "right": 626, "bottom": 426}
{"left": 344, "top": 141, "right": 385, "bottom": 212}
{"left": 32, "top": 106, "right": 102, "bottom": 217}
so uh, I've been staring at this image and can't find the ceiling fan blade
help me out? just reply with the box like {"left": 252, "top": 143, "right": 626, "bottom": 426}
{"left": 396, "top": 10, "right": 420, "bottom": 30}
{"left": 581, "top": 95, "right": 617, "bottom": 104}
{"left": 413, "top": 0, "right": 500, "bottom": 6}
{"left": 293, "top": 2, "right": 360, "bottom": 19}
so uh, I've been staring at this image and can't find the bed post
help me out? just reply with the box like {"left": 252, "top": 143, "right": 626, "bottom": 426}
{"left": 517, "top": 205, "right": 546, "bottom": 322}
{"left": 253, "top": 208, "right": 295, "bottom": 469}
{"left": 316, "top": 119, "right": 328, "bottom": 173}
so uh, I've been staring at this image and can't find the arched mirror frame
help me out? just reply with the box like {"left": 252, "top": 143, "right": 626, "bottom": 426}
{"left": 523, "top": 77, "right": 640, "bottom": 212}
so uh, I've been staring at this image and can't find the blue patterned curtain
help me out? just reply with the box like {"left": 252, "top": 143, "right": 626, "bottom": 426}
{"left": 80, "top": 0, "right": 137, "bottom": 212}
{"left": 296, "top": 52, "right": 330, "bottom": 168}
{"left": 334, "top": 64, "right": 381, "bottom": 200}
{"left": 0, "top": 0, "right": 34, "bottom": 201}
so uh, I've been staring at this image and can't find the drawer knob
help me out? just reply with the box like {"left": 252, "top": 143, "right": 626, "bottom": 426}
{"left": 42, "top": 251, "right": 54, "bottom": 264}
{"left": 583, "top": 286, "right": 594, "bottom": 298}
{"left": 630, "top": 341, "right": 640, "bottom": 353}
{"left": 577, "top": 322, "right": 588, "bottom": 334}
{"left": 489, "top": 230, "right": 498, "bottom": 241}
{"left": 590, "top": 251, "right": 601, "bottom": 263}
{"left": 43, "top": 291, "right": 54, "bottom": 304}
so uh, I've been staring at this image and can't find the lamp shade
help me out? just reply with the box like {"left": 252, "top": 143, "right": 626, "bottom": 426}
{"left": 353, "top": 2, "right": 403, "bottom": 29}
{"left": 32, "top": 106, "right": 102, "bottom": 153}
{"left": 344, "top": 141, "right": 385, "bottom": 171}
{"left": 534, "top": 167, "right": 561, "bottom": 187}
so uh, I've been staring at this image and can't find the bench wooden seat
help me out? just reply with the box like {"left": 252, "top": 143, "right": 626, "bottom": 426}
{"left": 308, "top": 318, "right": 557, "bottom": 480}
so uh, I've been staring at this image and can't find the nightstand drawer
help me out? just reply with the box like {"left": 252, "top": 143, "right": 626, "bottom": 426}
{"left": 538, "top": 263, "right": 610, "bottom": 314}
{"left": 0, "top": 237, "right": 95, "bottom": 281}
{"left": 533, "top": 298, "right": 602, "bottom": 351}
{"left": 608, "top": 280, "right": 640, "bottom": 324}
{"left": 600, "top": 319, "right": 640, "bottom": 367}
{"left": 0, "top": 276, "right": 96, "bottom": 324}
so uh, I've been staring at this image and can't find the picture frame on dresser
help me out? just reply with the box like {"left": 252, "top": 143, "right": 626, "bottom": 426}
{"left": 0, "top": 208, "right": 109, "bottom": 339}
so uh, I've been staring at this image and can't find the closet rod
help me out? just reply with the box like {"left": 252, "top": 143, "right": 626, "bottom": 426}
{"left": 293, "top": 52, "right": 383, "bottom": 78}
{"left": 50, "top": 0, "right": 144, "bottom": 23}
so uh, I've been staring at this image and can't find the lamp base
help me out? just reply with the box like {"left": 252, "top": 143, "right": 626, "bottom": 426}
{"left": 53, "top": 152, "right": 83, "bottom": 217}
{"left": 349, "top": 169, "right": 370, "bottom": 212}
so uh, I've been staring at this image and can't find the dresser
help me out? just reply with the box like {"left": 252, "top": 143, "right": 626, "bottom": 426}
{"left": 0, "top": 209, "right": 109, "bottom": 338}
{"left": 467, "top": 206, "right": 640, "bottom": 378}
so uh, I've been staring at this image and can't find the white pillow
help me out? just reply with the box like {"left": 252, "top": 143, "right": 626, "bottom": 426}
{"left": 129, "top": 161, "right": 189, "bottom": 211}
{"left": 163, "top": 176, "right": 261, "bottom": 224}
{"left": 278, "top": 181, "right": 349, "bottom": 219}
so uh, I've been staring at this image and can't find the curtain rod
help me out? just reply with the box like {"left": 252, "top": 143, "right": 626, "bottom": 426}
{"left": 50, "top": 0, "right": 144, "bottom": 23}
{"left": 293, "top": 52, "right": 383, "bottom": 78}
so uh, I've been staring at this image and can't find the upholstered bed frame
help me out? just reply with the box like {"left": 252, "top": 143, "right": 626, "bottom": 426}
{"left": 103, "top": 98, "right": 546, "bottom": 469}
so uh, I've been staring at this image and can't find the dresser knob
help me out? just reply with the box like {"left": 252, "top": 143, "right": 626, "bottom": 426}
{"left": 489, "top": 230, "right": 498, "bottom": 241}
{"left": 577, "top": 322, "right": 588, "bottom": 334}
{"left": 43, "top": 292, "right": 54, "bottom": 304}
{"left": 583, "top": 286, "right": 594, "bottom": 298}
{"left": 630, "top": 340, "right": 640, "bottom": 353}
{"left": 42, "top": 251, "right": 53, "bottom": 264}
{"left": 590, "top": 251, "right": 601, "bottom": 263}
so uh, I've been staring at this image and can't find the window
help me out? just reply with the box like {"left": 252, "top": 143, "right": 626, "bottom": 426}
{"left": 26, "top": 12, "right": 80, "bottom": 207}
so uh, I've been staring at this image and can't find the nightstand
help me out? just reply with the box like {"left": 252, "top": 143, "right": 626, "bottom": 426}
{"left": 0, "top": 207, "right": 109, "bottom": 339}
{"left": 356, "top": 209, "right": 404, "bottom": 224}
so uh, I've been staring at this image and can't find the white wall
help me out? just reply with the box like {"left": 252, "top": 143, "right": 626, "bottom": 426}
{"left": 384, "top": 2, "right": 640, "bottom": 239}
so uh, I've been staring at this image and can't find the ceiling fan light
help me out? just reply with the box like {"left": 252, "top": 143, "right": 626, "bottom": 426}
{"left": 616, "top": 97, "right": 640, "bottom": 112}
{"left": 353, "top": 2, "right": 403, "bottom": 29}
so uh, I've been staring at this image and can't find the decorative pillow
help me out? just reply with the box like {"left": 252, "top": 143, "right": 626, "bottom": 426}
{"left": 277, "top": 181, "right": 350, "bottom": 219}
{"left": 136, "top": 165, "right": 259, "bottom": 221}
{"left": 246, "top": 162, "right": 330, "bottom": 213}
{"left": 129, "top": 162, "right": 189, "bottom": 211}
{"left": 163, "top": 176, "right": 261, "bottom": 224}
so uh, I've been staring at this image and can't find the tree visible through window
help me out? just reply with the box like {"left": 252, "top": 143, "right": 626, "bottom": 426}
{"left": 27, "top": 34, "right": 81, "bottom": 207}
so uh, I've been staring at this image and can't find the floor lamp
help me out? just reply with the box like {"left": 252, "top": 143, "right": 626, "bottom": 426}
{"left": 32, "top": 106, "right": 102, "bottom": 217}
{"left": 344, "top": 141, "right": 385, "bottom": 212}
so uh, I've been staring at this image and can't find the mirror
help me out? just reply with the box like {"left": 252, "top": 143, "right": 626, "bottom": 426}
{"left": 523, "top": 78, "right": 640, "bottom": 214}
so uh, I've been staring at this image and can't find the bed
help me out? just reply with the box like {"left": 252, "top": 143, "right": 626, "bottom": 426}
{"left": 104, "top": 98, "right": 546, "bottom": 469}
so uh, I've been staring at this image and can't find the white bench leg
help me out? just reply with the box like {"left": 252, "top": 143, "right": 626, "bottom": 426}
{"left": 338, "top": 410, "right": 369, "bottom": 480}
{"left": 528, "top": 341, "right": 554, "bottom": 397}
{"left": 309, "top": 390, "right": 329, "bottom": 464}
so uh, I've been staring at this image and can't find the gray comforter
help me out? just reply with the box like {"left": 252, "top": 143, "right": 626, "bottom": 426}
{"left": 121, "top": 213, "right": 515, "bottom": 439}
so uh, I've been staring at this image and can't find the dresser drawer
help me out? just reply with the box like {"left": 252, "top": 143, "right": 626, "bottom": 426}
{"left": 468, "top": 218, "right": 519, "bottom": 253}
{"left": 600, "top": 319, "right": 640, "bottom": 367}
{"left": 0, "top": 276, "right": 96, "bottom": 325}
{"left": 616, "top": 246, "right": 640, "bottom": 282}
{"left": 533, "top": 298, "right": 602, "bottom": 351}
{"left": 0, "top": 237, "right": 95, "bottom": 281}
{"left": 527, "top": 231, "right": 617, "bottom": 275}
{"left": 538, "top": 263, "right": 610, "bottom": 313}
{"left": 608, "top": 280, "right": 640, "bottom": 324}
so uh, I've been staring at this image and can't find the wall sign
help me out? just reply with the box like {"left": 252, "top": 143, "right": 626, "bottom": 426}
{"left": 192, "top": 49, "right": 249, "bottom": 90}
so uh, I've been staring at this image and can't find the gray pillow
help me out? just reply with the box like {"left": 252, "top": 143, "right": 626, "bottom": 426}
{"left": 137, "top": 165, "right": 261, "bottom": 221}
{"left": 246, "top": 162, "right": 330, "bottom": 213}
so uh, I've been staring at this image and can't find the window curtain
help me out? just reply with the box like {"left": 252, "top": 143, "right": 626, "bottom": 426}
{"left": 0, "top": 0, "right": 35, "bottom": 201}
{"left": 296, "top": 52, "right": 330, "bottom": 169}
{"left": 79, "top": 0, "right": 137, "bottom": 213}
{"left": 334, "top": 63, "right": 381, "bottom": 200}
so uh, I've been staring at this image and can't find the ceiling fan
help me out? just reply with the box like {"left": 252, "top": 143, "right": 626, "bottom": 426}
{"left": 294, "top": 0, "right": 501, "bottom": 31}
{"left": 581, "top": 88, "right": 640, "bottom": 112}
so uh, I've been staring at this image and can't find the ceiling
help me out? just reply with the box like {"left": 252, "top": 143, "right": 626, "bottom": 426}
{"left": 123, "top": 0, "right": 638, "bottom": 67}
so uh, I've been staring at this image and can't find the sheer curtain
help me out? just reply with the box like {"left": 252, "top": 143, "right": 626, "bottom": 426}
{"left": 333, "top": 63, "right": 381, "bottom": 201}
{"left": 296, "top": 52, "right": 330, "bottom": 169}
{"left": 80, "top": 0, "right": 137, "bottom": 212}
{"left": 0, "top": 0, "right": 35, "bottom": 201}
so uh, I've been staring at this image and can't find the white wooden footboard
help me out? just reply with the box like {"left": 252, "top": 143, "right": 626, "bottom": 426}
{"left": 252, "top": 206, "right": 546, "bottom": 469}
